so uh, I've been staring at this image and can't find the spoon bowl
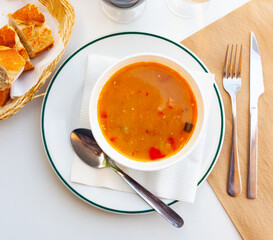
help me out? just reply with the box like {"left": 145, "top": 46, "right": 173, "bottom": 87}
{"left": 71, "top": 128, "right": 107, "bottom": 169}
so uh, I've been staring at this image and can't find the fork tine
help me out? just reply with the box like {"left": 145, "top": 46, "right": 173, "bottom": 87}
{"left": 237, "top": 44, "right": 242, "bottom": 78}
{"left": 223, "top": 44, "right": 229, "bottom": 78}
{"left": 232, "top": 45, "right": 238, "bottom": 78}
{"left": 228, "top": 44, "right": 234, "bottom": 78}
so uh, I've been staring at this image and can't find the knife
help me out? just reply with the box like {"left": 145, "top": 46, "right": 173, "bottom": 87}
{"left": 248, "top": 32, "right": 264, "bottom": 199}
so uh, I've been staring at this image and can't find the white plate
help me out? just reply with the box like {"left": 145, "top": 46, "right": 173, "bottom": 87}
{"left": 41, "top": 32, "right": 225, "bottom": 214}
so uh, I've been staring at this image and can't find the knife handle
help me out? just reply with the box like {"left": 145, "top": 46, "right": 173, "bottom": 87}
{"left": 227, "top": 95, "right": 242, "bottom": 197}
{"left": 248, "top": 107, "right": 258, "bottom": 199}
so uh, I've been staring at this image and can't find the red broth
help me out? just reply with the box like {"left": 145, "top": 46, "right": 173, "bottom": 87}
{"left": 98, "top": 62, "right": 197, "bottom": 162}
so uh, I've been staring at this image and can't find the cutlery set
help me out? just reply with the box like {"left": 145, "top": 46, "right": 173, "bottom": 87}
{"left": 223, "top": 32, "right": 264, "bottom": 198}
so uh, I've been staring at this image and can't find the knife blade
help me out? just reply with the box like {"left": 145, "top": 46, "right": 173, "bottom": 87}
{"left": 248, "top": 32, "right": 264, "bottom": 199}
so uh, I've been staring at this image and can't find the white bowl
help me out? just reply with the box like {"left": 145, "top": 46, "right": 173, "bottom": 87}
{"left": 89, "top": 53, "right": 205, "bottom": 171}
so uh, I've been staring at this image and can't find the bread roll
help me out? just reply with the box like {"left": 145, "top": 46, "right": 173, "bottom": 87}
{"left": 0, "top": 46, "right": 25, "bottom": 91}
{"left": 9, "top": 4, "right": 54, "bottom": 58}
{"left": 0, "top": 88, "right": 10, "bottom": 107}
{"left": 0, "top": 25, "right": 34, "bottom": 71}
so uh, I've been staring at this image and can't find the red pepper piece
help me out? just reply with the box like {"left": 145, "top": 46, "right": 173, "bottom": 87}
{"left": 168, "top": 137, "right": 174, "bottom": 144}
{"left": 149, "top": 147, "right": 165, "bottom": 160}
{"left": 110, "top": 137, "right": 117, "bottom": 142}
{"left": 168, "top": 137, "right": 176, "bottom": 150}
{"left": 101, "top": 112, "right": 107, "bottom": 118}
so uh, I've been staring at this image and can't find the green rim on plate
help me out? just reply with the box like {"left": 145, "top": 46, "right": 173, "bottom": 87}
{"left": 41, "top": 32, "right": 224, "bottom": 214}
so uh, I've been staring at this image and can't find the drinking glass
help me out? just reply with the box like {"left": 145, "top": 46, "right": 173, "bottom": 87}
{"left": 167, "top": 0, "right": 210, "bottom": 18}
{"left": 101, "top": 0, "right": 146, "bottom": 23}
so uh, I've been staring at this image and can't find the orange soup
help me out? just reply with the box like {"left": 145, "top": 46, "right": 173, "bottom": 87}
{"left": 98, "top": 62, "right": 197, "bottom": 162}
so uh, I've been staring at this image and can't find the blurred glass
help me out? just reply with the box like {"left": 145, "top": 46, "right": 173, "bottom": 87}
{"left": 167, "top": 0, "right": 210, "bottom": 18}
{"left": 101, "top": 0, "right": 146, "bottom": 23}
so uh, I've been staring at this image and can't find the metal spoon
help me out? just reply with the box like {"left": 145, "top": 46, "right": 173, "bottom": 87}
{"left": 70, "top": 128, "right": 184, "bottom": 228}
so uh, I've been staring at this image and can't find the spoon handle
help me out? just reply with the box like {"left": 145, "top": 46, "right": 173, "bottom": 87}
{"left": 109, "top": 162, "right": 184, "bottom": 228}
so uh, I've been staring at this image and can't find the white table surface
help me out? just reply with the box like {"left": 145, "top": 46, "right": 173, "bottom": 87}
{"left": 0, "top": 0, "right": 249, "bottom": 239}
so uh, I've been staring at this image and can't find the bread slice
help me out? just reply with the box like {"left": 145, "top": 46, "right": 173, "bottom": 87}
{"left": 0, "top": 46, "right": 25, "bottom": 90}
{"left": 0, "top": 25, "right": 34, "bottom": 71}
{"left": 0, "top": 88, "right": 10, "bottom": 107}
{"left": 9, "top": 4, "right": 54, "bottom": 58}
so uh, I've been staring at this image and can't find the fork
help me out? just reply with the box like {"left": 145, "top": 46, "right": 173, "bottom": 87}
{"left": 223, "top": 44, "right": 243, "bottom": 197}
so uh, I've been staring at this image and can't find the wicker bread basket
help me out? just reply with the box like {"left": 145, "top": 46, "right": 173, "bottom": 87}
{"left": 0, "top": 0, "right": 75, "bottom": 120}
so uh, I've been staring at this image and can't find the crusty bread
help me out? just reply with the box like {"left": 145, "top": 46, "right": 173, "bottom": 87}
{"left": 9, "top": 4, "right": 54, "bottom": 58}
{"left": 0, "top": 88, "right": 10, "bottom": 107}
{"left": 0, "top": 46, "right": 25, "bottom": 90}
{"left": 0, "top": 25, "right": 34, "bottom": 71}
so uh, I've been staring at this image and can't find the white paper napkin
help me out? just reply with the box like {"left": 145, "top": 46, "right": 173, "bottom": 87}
{"left": 0, "top": 0, "right": 64, "bottom": 98}
{"left": 70, "top": 54, "right": 214, "bottom": 203}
